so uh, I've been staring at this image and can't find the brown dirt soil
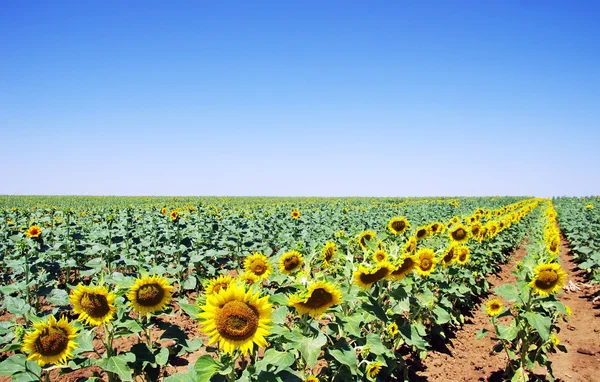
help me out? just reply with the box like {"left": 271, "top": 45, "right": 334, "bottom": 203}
{"left": 418, "top": 234, "right": 600, "bottom": 382}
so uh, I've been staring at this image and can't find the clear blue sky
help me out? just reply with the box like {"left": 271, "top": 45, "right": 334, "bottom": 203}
{"left": 1, "top": 1, "right": 599, "bottom": 197}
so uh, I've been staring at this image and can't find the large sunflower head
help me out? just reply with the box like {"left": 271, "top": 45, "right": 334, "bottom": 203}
{"left": 390, "top": 255, "right": 416, "bottom": 280}
{"left": 205, "top": 275, "right": 234, "bottom": 296}
{"left": 279, "top": 250, "right": 304, "bottom": 274}
{"left": 244, "top": 252, "right": 272, "bottom": 280}
{"left": 455, "top": 246, "right": 470, "bottom": 266}
{"left": 321, "top": 242, "right": 337, "bottom": 266}
{"left": 25, "top": 225, "right": 42, "bottom": 239}
{"left": 288, "top": 281, "right": 342, "bottom": 318}
{"left": 353, "top": 262, "right": 393, "bottom": 289}
{"left": 388, "top": 217, "right": 409, "bottom": 235}
{"left": 486, "top": 299, "right": 503, "bottom": 317}
{"left": 449, "top": 224, "right": 469, "bottom": 244}
{"left": 441, "top": 244, "right": 457, "bottom": 267}
{"left": 529, "top": 263, "right": 567, "bottom": 297}
{"left": 198, "top": 282, "right": 272, "bottom": 355}
{"left": 127, "top": 275, "right": 174, "bottom": 315}
{"left": 358, "top": 230, "right": 377, "bottom": 250}
{"left": 415, "top": 248, "right": 437, "bottom": 277}
{"left": 22, "top": 315, "right": 78, "bottom": 366}
{"left": 372, "top": 249, "right": 388, "bottom": 263}
{"left": 414, "top": 225, "right": 431, "bottom": 241}
{"left": 70, "top": 284, "right": 116, "bottom": 326}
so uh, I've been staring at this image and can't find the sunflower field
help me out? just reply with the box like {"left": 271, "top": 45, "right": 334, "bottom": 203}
{"left": 0, "top": 196, "right": 571, "bottom": 381}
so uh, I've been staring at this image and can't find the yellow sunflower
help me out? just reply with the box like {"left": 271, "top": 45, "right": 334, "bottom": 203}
{"left": 415, "top": 248, "right": 437, "bottom": 277}
{"left": 373, "top": 249, "right": 388, "bottom": 263}
{"left": 321, "top": 242, "right": 337, "bottom": 266}
{"left": 288, "top": 281, "right": 342, "bottom": 318}
{"left": 403, "top": 236, "right": 417, "bottom": 254}
{"left": 441, "top": 244, "right": 456, "bottom": 267}
{"left": 25, "top": 225, "right": 42, "bottom": 239}
{"left": 388, "top": 322, "right": 399, "bottom": 337}
{"left": 486, "top": 299, "right": 503, "bottom": 317}
{"left": 127, "top": 275, "right": 174, "bottom": 315}
{"left": 279, "top": 250, "right": 304, "bottom": 274}
{"left": 353, "top": 262, "right": 393, "bottom": 289}
{"left": 358, "top": 230, "right": 377, "bottom": 250}
{"left": 551, "top": 334, "right": 560, "bottom": 346}
{"left": 366, "top": 361, "right": 382, "bottom": 379}
{"left": 291, "top": 210, "right": 300, "bottom": 219}
{"left": 238, "top": 272, "right": 260, "bottom": 286}
{"left": 414, "top": 225, "right": 431, "bottom": 241}
{"left": 469, "top": 222, "right": 482, "bottom": 238}
{"left": 198, "top": 282, "right": 272, "bottom": 356}
{"left": 448, "top": 224, "right": 469, "bottom": 244}
{"left": 455, "top": 246, "right": 470, "bottom": 266}
{"left": 390, "top": 255, "right": 416, "bottom": 280}
{"left": 529, "top": 263, "right": 567, "bottom": 297}
{"left": 169, "top": 210, "right": 178, "bottom": 221}
{"left": 244, "top": 252, "right": 272, "bottom": 280}
{"left": 160, "top": 207, "right": 167, "bottom": 215}
{"left": 429, "top": 221, "right": 443, "bottom": 235}
{"left": 205, "top": 275, "right": 234, "bottom": 296}
{"left": 305, "top": 377, "right": 320, "bottom": 382}
{"left": 546, "top": 235, "right": 560, "bottom": 255}
{"left": 70, "top": 284, "right": 116, "bottom": 326}
{"left": 22, "top": 315, "right": 78, "bottom": 366}
{"left": 388, "top": 216, "right": 409, "bottom": 235}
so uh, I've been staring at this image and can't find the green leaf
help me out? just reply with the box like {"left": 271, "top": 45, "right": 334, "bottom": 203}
{"left": 523, "top": 312, "right": 551, "bottom": 341}
{"left": 329, "top": 348, "right": 358, "bottom": 374}
{"left": 286, "top": 331, "right": 327, "bottom": 367}
{"left": 179, "top": 302, "right": 200, "bottom": 318}
{"left": 497, "top": 320, "right": 518, "bottom": 341}
{"left": 254, "top": 348, "right": 295, "bottom": 373}
{"left": 74, "top": 330, "right": 95, "bottom": 354}
{"left": 156, "top": 347, "right": 169, "bottom": 366}
{"left": 475, "top": 328, "right": 488, "bottom": 340}
{"left": 46, "top": 288, "right": 70, "bottom": 306}
{"left": 494, "top": 284, "right": 519, "bottom": 302}
{"left": 433, "top": 306, "right": 451, "bottom": 325}
{"left": 193, "top": 355, "right": 219, "bottom": 382}
{"left": 0, "top": 355, "right": 27, "bottom": 377}
{"left": 268, "top": 293, "right": 288, "bottom": 306}
{"left": 182, "top": 275, "right": 197, "bottom": 291}
{"left": 97, "top": 355, "right": 133, "bottom": 382}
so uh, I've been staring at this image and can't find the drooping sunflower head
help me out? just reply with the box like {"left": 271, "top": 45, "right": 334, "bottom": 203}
{"left": 529, "top": 263, "right": 567, "bottom": 297}
{"left": 487, "top": 221, "right": 499, "bottom": 237}
{"left": 291, "top": 210, "right": 300, "bottom": 219}
{"left": 288, "top": 280, "right": 342, "bottom": 318}
{"left": 442, "top": 244, "right": 457, "bottom": 267}
{"left": 358, "top": 230, "right": 377, "bottom": 250}
{"left": 353, "top": 262, "right": 393, "bottom": 289}
{"left": 390, "top": 256, "right": 416, "bottom": 280}
{"left": 429, "top": 221, "right": 444, "bottom": 235}
{"left": 205, "top": 275, "right": 234, "bottom": 296}
{"left": 373, "top": 249, "right": 388, "bottom": 263}
{"left": 404, "top": 236, "right": 417, "bottom": 254}
{"left": 415, "top": 248, "right": 437, "bottom": 277}
{"left": 415, "top": 225, "right": 431, "bottom": 241}
{"left": 321, "top": 242, "right": 337, "bottom": 266}
{"left": 198, "top": 282, "right": 272, "bottom": 356}
{"left": 486, "top": 299, "right": 503, "bottom": 317}
{"left": 455, "top": 246, "right": 470, "bottom": 266}
{"left": 449, "top": 224, "right": 469, "bottom": 244}
{"left": 26, "top": 225, "right": 42, "bottom": 239}
{"left": 22, "top": 315, "right": 78, "bottom": 366}
{"left": 127, "top": 275, "right": 174, "bottom": 315}
{"left": 470, "top": 222, "right": 482, "bottom": 237}
{"left": 244, "top": 252, "right": 272, "bottom": 280}
{"left": 279, "top": 250, "right": 304, "bottom": 274}
{"left": 366, "top": 361, "right": 382, "bottom": 379}
{"left": 546, "top": 235, "right": 560, "bottom": 255}
{"left": 238, "top": 272, "right": 260, "bottom": 286}
{"left": 70, "top": 284, "right": 117, "bottom": 326}
{"left": 388, "top": 216, "right": 409, "bottom": 235}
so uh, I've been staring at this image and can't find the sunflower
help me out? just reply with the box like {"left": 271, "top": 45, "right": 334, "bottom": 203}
{"left": 321, "top": 242, "right": 337, "bottom": 266}
{"left": 486, "top": 299, "right": 503, "bottom": 317}
{"left": 550, "top": 334, "right": 560, "bottom": 346}
{"left": 366, "top": 362, "right": 382, "bottom": 379}
{"left": 291, "top": 210, "right": 300, "bottom": 219}
{"left": 169, "top": 210, "right": 178, "bottom": 221}
{"left": 70, "top": 284, "right": 116, "bottom": 326}
{"left": 205, "top": 275, "right": 234, "bottom": 296}
{"left": 449, "top": 224, "right": 469, "bottom": 243}
{"left": 469, "top": 222, "right": 482, "bottom": 237}
{"left": 414, "top": 248, "right": 437, "bottom": 277}
{"left": 486, "top": 221, "right": 499, "bottom": 238}
{"left": 25, "top": 225, "right": 42, "bottom": 239}
{"left": 198, "top": 282, "right": 272, "bottom": 355}
{"left": 238, "top": 272, "right": 260, "bottom": 286}
{"left": 358, "top": 230, "right": 377, "bottom": 250}
{"left": 429, "top": 221, "right": 443, "bottom": 235}
{"left": 455, "top": 246, "right": 470, "bottom": 266}
{"left": 390, "top": 256, "right": 416, "bottom": 280}
{"left": 403, "top": 236, "right": 417, "bottom": 254}
{"left": 279, "top": 250, "right": 304, "bottom": 274}
{"left": 305, "top": 377, "right": 319, "bottom": 382}
{"left": 529, "top": 263, "right": 567, "bottom": 297}
{"left": 415, "top": 225, "right": 431, "bottom": 241}
{"left": 288, "top": 281, "right": 342, "bottom": 318}
{"left": 388, "top": 216, "right": 409, "bottom": 235}
{"left": 388, "top": 322, "right": 399, "bottom": 337}
{"left": 127, "top": 275, "right": 174, "bottom": 315}
{"left": 373, "top": 249, "right": 388, "bottom": 263}
{"left": 160, "top": 207, "right": 167, "bottom": 215}
{"left": 441, "top": 244, "right": 456, "bottom": 267}
{"left": 546, "top": 235, "right": 560, "bottom": 255}
{"left": 353, "top": 262, "right": 393, "bottom": 289}
{"left": 244, "top": 252, "right": 272, "bottom": 280}
{"left": 22, "top": 315, "right": 78, "bottom": 366}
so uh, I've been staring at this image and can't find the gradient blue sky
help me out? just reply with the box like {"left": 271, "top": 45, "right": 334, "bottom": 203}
{"left": 1, "top": 1, "right": 599, "bottom": 197}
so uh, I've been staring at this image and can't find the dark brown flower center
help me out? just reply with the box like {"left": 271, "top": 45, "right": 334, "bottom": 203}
{"left": 391, "top": 220, "right": 406, "bottom": 232}
{"left": 452, "top": 228, "right": 467, "bottom": 241}
{"left": 302, "top": 288, "right": 333, "bottom": 309}
{"left": 35, "top": 327, "right": 69, "bottom": 356}
{"left": 136, "top": 283, "right": 165, "bottom": 307}
{"left": 393, "top": 258, "right": 415, "bottom": 277}
{"left": 420, "top": 256, "right": 433, "bottom": 271}
{"left": 549, "top": 240, "right": 559, "bottom": 252}
{"left": 534, "top": 270, "right": 558, "bottom": 290}
{"left": 359, "top": 267, "right": 389, "bottom": 285}
{"left": 324, "top": 247, "right": 334, "bottom": 261}
{"left": 213, "top": 282, "right": 229, "bottom": 293}
{"left": 360, "top": 234, "right": 373, "bottom": 247}
{"left": 283, "top": 255, "right": 300, "bottom": 271}
{"left": 416, "top": 229, "right": 427, "bottom": 239}
{"left": 81, "top": 293, "right": 110, "bottom": 318}
{"left": 250, "top": 261, "right": 266, "bottom": 275}
{"left": 443, "top": 248, "right": 455, "bottom": 264}
{"left": 490, "top": 302, "right": 501, "bottom": 310}
{"left": 215, "top": 300, "right": 258, "bottom": 341}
